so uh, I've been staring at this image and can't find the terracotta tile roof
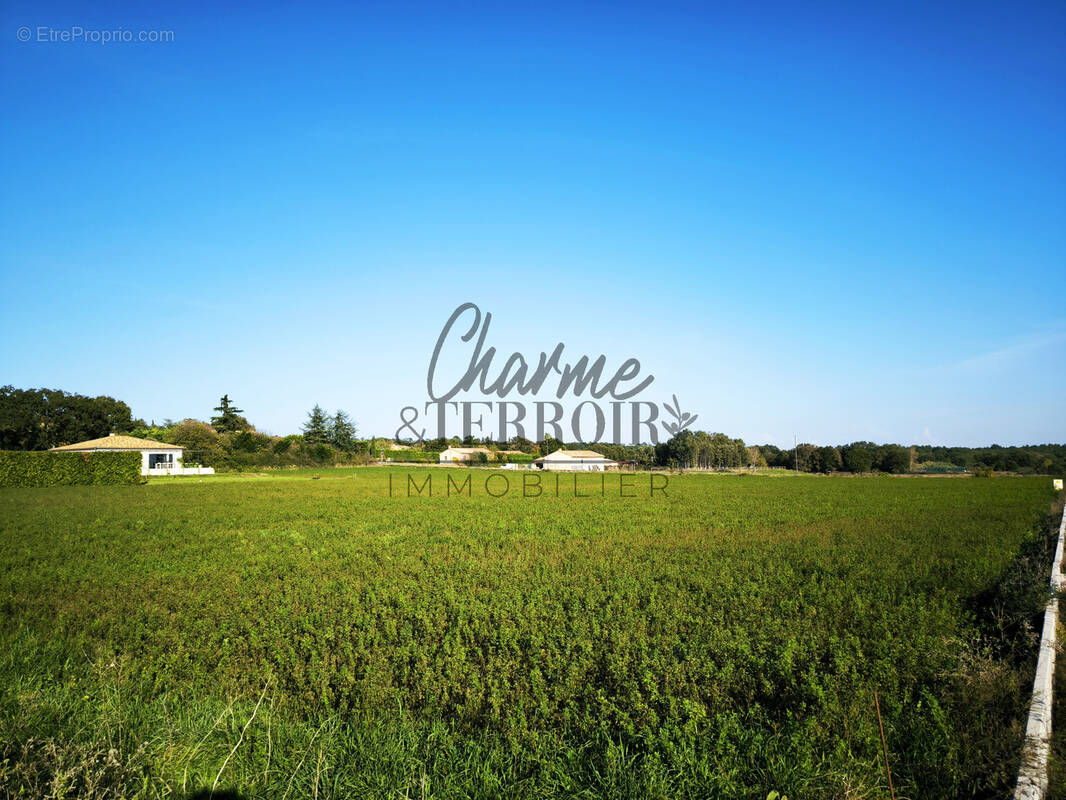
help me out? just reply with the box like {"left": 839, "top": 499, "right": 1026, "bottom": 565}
{"left": 50, "top": 434, "right": 182, "bottom": 451}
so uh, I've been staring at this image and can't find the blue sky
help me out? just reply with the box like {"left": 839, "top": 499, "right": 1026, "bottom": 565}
{"left": 1, "top": 1, "right": 1063, "bottom": 446}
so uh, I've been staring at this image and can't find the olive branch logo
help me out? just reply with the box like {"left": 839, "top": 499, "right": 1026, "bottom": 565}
{"left": 662, "top": 394, "right": 698, "bottom": 436}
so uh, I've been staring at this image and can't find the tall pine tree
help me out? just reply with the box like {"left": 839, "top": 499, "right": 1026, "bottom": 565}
{"left": 329, "top": 410, "right": 357, "bottom": 451}
{"left": 302, "top": 404, "right": 330, "bottom": 444}
{"left": 211, "top": 395, "right": 246, "bottom": 433}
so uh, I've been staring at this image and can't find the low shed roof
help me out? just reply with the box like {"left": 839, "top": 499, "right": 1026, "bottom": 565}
{"left": 535, "top": 449, "right": 616, "bottom": 462}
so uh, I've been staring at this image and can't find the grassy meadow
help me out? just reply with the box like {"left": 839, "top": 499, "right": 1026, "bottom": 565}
{"left": 0, "top": 468, "right": 1059, "bottom": 799}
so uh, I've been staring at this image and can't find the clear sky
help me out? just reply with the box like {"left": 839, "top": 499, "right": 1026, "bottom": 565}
{"left": 1, "top": 1, "right": 1064, "bottom": 447}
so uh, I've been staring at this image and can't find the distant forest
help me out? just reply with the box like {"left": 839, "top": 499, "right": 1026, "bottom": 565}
{"left": 1, "top": 386, "right": 1063, "bottom": 474}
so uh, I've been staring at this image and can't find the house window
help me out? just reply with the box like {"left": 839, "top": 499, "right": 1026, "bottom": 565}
{"left": 149, "top": 453, "right": 173, "bottom": 469}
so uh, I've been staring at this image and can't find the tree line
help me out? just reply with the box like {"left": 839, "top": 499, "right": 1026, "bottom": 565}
{"left": 0, "top": 386, "right": 138, "bottom": 451}
{"left": 754, "top": 441, "right": 1066, "bottom": 475}
{"left": 2, "top": 386, "right": 1064, "bottom": 474}
{"left": 144, "top": 399, "right": 372, "bottom": 470}
{"left": 756, "top": 441, "right": 912, "bottom": 473}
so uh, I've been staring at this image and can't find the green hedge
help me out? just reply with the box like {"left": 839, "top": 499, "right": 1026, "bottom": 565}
{"left": 0, "top": 451, "right": 142, "bottom": 487}
{"left": 384, "top": 450, "right": 441, "bottom": 463}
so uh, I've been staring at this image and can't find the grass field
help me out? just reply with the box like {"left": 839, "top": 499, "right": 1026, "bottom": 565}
{"left": 0, "top": 469, "right": 1059, "bottom": 799}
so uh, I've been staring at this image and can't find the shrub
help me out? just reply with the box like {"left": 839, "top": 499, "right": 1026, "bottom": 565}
{"left": 0, "top": 451, "right": 141, "bottom": 487}
{"left": 503, "top": 453, "right": 534, "bottom": 463}
{"left": 384, "top": 450, "right": 440, "bottom": 463}
{"left": 166, "top": 420, "right": 224, "bottom": 466}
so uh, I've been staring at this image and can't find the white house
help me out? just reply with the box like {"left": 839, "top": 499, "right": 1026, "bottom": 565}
{"left": 533, "top": 449, "right": 618, "bottom": 472}
{"left": 50, "top": 434, "right": 214, "bottom": 476}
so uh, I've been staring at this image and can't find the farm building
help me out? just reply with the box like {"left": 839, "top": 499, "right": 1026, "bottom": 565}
{"left": 439, "top": 446, "right": 494, "bottom": 463}
{"left": 438, "top": 447, "right": 526, "bottom": 464}
{"left": 50, "top": 434, "right": 213, "bottom": 476}
{"left": 534, "top": 449, "right": 618, "bottom": 472}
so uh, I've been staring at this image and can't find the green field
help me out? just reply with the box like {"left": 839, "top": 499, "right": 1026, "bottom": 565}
{"left": 0, "top": 469, "right": 1058, "bottom": 799}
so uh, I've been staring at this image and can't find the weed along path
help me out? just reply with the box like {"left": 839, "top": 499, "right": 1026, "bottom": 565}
{"left": 0, "top": 469, "right": 1058, "bottom": 798}
{"left": 1015, "top": 496, "right": 1066, "bottom": 799}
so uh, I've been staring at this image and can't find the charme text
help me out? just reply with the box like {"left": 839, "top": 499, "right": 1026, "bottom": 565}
{"left": 427, "top": 302, "right": 654, "bottom": 402}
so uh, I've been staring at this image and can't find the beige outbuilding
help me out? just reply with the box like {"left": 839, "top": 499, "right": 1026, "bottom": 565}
{"left": 438, "top": 446, "right": 495, "bottom": 463}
